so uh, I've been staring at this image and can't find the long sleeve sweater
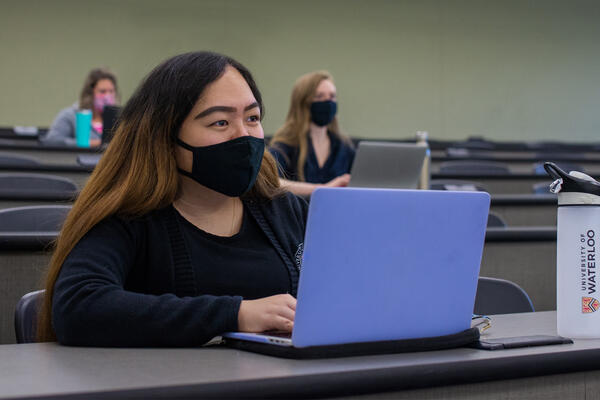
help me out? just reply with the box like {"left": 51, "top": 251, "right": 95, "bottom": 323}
{"left": 52, "top": 193, "right": 308, "bottom": 347}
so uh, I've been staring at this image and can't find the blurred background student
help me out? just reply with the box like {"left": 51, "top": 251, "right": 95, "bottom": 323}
{"left": 44, "top": 67, "right": 119, "bottom": 146}
{"left": 269, "top": 71, "right": 355, "bottom": 197}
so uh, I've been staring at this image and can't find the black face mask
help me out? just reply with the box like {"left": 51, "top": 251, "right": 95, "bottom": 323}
{"left": 310, "top": 100, "right": 337, "bottom": 127}
{"left": 176, "top": 136, "right": 265, "bottom": 197}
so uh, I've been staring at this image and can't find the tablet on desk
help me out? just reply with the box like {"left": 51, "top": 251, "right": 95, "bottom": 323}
{"left": 472, "top": 335, "right": 573, "bottom": 350}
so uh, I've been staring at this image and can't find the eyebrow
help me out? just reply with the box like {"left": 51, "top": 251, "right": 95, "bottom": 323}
{"left": 194, "top": 102, "right": 259, "bottom": 119}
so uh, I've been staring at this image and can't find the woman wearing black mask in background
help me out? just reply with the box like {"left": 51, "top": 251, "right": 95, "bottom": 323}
{"left": 269, "top": 71, "right": 355, "bottom": 197}
{"left": 37, "top": 52, "right": 305, "bottom": 346}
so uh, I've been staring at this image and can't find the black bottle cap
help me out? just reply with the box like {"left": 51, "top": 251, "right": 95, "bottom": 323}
{"left": 544, "top": 162, "right": 600, "bottom": 195}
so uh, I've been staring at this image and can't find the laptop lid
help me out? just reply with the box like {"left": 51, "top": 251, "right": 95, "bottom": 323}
{"left": 349, "top": 141, "right": 426, "bottom": 189}
{"left": 291, "top": 187, "right": 489, "bottom": 348}
{"left": 102, "top": 105, "right": 122, "bottom": 144}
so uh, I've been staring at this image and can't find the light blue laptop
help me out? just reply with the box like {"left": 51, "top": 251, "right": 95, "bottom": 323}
{"left": 223, "top": 188, "right": 490, "bottom": 355}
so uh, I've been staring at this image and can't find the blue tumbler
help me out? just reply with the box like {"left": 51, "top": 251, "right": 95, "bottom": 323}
{"left": 75, "top": 110, "right": 92, "bottom": 147}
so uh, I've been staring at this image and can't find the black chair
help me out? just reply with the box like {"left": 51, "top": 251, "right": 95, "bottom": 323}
{"left": 0, "top": 205, "right": 71, "bottom": 232}
{"left": 429, "top": 179, "right": 488, "bottom": 192}
{"left": 0, "top": 153, "right": 40, "bottom": 167}
{"left": 450, "top": 138, "right": 495, "bottom": 150}
{"left": 0, "top": 173, "right": 77, "bottom": 196}
{"left": 526, "top": 141, "right": 590, "bottom": 152}
{"left": 474, "top": 277, "right": 534, "bottom": 315}
{"left": 439, "top": 161, "right": 510, "bottom": 175}
{"left": 532, "top": 162, "right": 583, "bottom": 175}
{"left": 0, "top": 126, "right": 41, "bottom": 140}
{"left": 487, "top": 213, "right": 507, "bottom": 228}
{"left": 77, "top": 155, "right": 102, "bottom": 168}
{"left": 14, "top": 290, "right": 44, "bottom": 343}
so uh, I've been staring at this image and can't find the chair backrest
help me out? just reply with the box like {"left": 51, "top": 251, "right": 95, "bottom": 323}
{"left": 77, "top": 154, "right": 102, "bottom": 167}
{"left": 0, "top": 173, "right": 77, "bottom": 193}
{"left": 439, "top": 161, "right": 510, "bottom": 175}
{"left": 450, "top": 138, "right": 495, "bottom": 150}
{"left": 0, "top": 205, "right": 71, "bottom": 232}
{"left": 0, "top": 152, "right": 40, "bottom": 166}
{"left": 14, "top": 290, "right": 44, "bottom": 343}
{"left": 487, "top": 212, "right": 507, "bottom": 228}
{"left": 429, "top": 179, "right": 488, "bottom": 192}
{"left": 532, "top": 162, "right": 584, "bottom": 175}
{"left": 474, "top": 277, "right": 534, "bottom": 315}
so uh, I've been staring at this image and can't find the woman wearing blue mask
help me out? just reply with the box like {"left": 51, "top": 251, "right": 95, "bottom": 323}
{"left": 38, "top": 52, "right": 305, "bottom": 346}
{"left": 269, "top": 71, "right": 355, "bottom": 197}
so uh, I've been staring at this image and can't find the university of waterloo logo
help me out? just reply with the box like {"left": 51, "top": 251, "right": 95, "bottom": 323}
{"left": 582, "top": 297, "right": 600, "bottom": 313}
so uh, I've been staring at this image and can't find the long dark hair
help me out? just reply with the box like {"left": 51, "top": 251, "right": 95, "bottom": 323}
{"left": 38, "top": 51, "right": 282, "bottom": 341}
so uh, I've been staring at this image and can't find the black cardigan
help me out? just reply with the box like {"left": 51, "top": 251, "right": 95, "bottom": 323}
{"left": 52, "top": 193, "right": 308, "bottom": 347}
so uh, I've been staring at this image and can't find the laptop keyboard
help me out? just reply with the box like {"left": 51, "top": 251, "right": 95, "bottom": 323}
{"left": 263, "top": 331, "right": 292, "bottom": 339}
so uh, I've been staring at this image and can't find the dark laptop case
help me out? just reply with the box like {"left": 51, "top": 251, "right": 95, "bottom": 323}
{"left": 223, "top": 328, "right": 480, "bottom": 359}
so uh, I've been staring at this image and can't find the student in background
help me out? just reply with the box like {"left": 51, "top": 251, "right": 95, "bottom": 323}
{"left": 44, "top": 67, "right": 119, "bottom": 146}
{"left": 269, "top": 71, "right": 355, "bottom": 197}
{"left": 37, "top": 52, "right": 304, "bottom": 346}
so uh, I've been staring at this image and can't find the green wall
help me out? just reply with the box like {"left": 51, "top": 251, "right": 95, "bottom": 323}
{"left": 1, "top": 0, "right": 599, "bottom": 142}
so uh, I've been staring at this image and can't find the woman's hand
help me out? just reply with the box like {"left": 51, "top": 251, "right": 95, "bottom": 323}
{"left": 237, "top": 294, "right": 296, "bottom": 332}
{"left": 325, "top": 173, "right": 351, "bottom": 187}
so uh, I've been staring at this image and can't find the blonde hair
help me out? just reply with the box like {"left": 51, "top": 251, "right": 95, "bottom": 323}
{"left": 270, "top": 71, "right": 351, "bottom": 181}
{"left": 37, "top": 52, "right": 282, "bottom": 342}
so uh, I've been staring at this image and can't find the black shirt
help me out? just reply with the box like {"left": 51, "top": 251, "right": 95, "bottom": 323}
{"left": 52, "top": 193, "right": 308, "bottom": 347}
{"left": 177, "top": 204, "right": 291, "bottom": 299}
{"left": 269, "top": 131, "right": 355, "bottom": 183}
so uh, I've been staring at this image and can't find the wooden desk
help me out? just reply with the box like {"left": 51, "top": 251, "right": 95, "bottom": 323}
{"left": 0, "top": 312, "right": 599, "bottom": 399}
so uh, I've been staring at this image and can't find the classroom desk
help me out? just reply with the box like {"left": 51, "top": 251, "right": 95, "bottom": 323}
{"left": 430, "top": 149, "right": 600, "bottom": 162}
{"left": 430, "top": 172, "right": 573, "bottom": 194}
{"left": 0, "top": 312, "right": 599, "bottom": 399}
{"left": 0, "top": 139, "right": 101, "bottom": 165}
{"left": 490, "top": 194, "right": 557, "bottom": 226}
{"left": 431, "top": 149, "right": 600, "bottom": 176}
{"left": 431, "top": 160, "right": 600, "bottom": 175}
{"left": 0, "top": 165, "right": 93, "bottom": 189}
{"left": 0, "top": 127, "right": 45, "bottom": 141}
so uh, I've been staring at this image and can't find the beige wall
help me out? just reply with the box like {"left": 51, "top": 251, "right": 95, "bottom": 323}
{"left": 1, "top": 0, "right": 599, "bottom": 141}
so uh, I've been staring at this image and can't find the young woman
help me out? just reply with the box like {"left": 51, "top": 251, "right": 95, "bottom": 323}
{"left": 38, "top": 52, "right": 305, "bottom": 346}
{"left": 45, "top": 67, "right": 119, "bottom": 146}
{"left": 269, "top": 71, "right": 355, "bottom": 197}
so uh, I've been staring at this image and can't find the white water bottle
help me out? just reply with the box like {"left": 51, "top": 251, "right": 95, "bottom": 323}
{"left": 546, "top": 162, "right": 600, "bottom": 338}
{"left": 416, "top": 131, "right": 430, "bottom": 190}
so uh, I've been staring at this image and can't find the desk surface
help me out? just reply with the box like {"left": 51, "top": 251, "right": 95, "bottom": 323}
{"left": 0, "top": 138, "right": 101, "bottom": 153}
{"left": 1, "top": 312, "right": 598, "bottom": 399}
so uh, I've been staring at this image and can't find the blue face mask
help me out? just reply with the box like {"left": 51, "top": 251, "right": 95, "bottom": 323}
{"left": 310, "top": 100, "right": 337, "bottom": 127}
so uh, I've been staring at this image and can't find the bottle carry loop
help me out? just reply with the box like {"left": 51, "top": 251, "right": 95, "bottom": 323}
{"left": 544, "top": 162, "right": 600, "bottom": 205}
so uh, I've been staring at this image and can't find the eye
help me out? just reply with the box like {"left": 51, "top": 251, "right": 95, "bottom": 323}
{"left": 211, "top": 120, "right": 228, "bottom": 127}
{"left": 247, "top": 115, "right": 260, "bottom": 123}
